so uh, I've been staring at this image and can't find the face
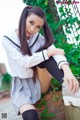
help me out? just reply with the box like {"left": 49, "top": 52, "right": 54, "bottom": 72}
{"left": 25, "top": 14, "right": 44, "bottom": 37}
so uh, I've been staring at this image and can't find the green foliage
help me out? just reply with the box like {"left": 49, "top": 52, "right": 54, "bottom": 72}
{"left": 62, "top": 43, "right": 80, "bottom": 77}
{"left": 51, "top": 77, "right": 61, "bottom": 91}
{"left": 36, "top": 99, "right": 47, "bottom": 108}
{"left": 52, "top": 91, "right": 62, "bottom": 102}
{"left": 0, "top": 73, "right": 12, "bottom": 91}
{"left": 58, "top": 5, "right": 80, "bottom": 40}
{"left": 35, "top": 97, "right": 55, "bottom": 119}
{"left": 41, "top": 108, "right": 55, "bottom": 120}
{"left": 2, "top": 73, "right": 12, "bottom": 83}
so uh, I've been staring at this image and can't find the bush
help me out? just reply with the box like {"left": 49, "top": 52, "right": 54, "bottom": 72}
{"left": 2, "top": 73, "right": 12, "bottom": 84}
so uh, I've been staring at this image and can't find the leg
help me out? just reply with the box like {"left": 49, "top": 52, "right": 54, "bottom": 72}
{"left": 38, "top": 57, "right": 64, "bottom": 84}
{"left": 37, "top": 67, "right": 52, "bottom": 93}
{"left": 20, "top": 104, "right": 38, "bottom": 120}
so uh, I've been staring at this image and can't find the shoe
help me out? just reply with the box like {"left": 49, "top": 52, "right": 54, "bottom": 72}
{"left": 62, "top": 81, "right": 80, "bottom": 106}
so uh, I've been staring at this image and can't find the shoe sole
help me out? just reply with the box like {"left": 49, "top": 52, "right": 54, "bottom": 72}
{"left": 63, "top": 96, "right": 80, "bottom": 106}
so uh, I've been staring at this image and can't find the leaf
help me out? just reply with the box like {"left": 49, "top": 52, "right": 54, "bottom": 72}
{"left": 59, "top": 7, "right": 64, "bottom": 13}
{"left": 77, "top": 20, "right": 80, "bottom": 24}
{"left": 75, "top": 35, "right": 80, "bottom": 41}
{"left": 41, "top": 109, "right": 55, "bottom": 119}
{"left": 76, "top": 27, "right": 80, "bottom": 31}
{"left": 44, "top": 0, "right": 49, "bottom": 6}
{"left": 66, "top": 29, "right": 71, "bottom": 33}
{"left": 73, "top": 17, "right": 78, "bottom": 22}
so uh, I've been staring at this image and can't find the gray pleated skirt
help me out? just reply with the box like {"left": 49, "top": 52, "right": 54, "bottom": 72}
{"left": 10, "top": 77, "right": 41, "bottom": 115}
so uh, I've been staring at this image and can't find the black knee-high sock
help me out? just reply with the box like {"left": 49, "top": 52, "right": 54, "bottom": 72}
{"left": 38, "top": 57, "right": 64, "bottom": 83}
{"left": 22, "top": 109, "right": 39, "bottom": 120}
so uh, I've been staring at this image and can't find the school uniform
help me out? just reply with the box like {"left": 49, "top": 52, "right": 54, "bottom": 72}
{"left": 2, "top": 30, "right": 68, "bottom": 114}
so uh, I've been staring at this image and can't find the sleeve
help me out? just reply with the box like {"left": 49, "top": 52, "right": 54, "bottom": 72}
{"left": 2, "top": 38, "right": 49, "bottom": 68}
{"left": 47, "top": 44, "right": 69, "bottom": 69}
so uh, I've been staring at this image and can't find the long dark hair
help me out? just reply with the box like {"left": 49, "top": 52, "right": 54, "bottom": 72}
{"left": 18, "top": 6, "right": 55, "bottom": 82}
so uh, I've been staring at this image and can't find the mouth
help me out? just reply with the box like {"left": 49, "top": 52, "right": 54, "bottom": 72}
{"left": 26, "top": 31, "right": 32, "bottom": 37}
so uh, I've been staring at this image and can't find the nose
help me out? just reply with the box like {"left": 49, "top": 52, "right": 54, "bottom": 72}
{"left": 30, "top": 26, "right": 35, "bottom": 32}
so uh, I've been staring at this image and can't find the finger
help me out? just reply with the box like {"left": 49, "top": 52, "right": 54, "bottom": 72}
{"left": 68, "top": 79, "right": 73, "bottom": 91}
{"left": 71, "top": 78, "right": 79, "bottom": 93}
{"left": 71, "top": 79, "right": 76, "bottom": 93}
{"left": 75, "top": 80, "right": 79, "bottom": 92}
{"left": 65, "top": 78, "right": 71, "bottom": 90}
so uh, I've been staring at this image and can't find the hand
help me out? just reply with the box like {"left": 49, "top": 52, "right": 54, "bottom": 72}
{"left": 63, "top": 72, "right": 79, "bottom": 93}
{"left": 47, "top": 48, "right": 65, "bottom": 57}
{"left": 62, "top": 64, "right": 79, "bottom": 93}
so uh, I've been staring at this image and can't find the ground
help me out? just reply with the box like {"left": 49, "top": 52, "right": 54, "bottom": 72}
{"left": 0, "top": 91, "right": 66, "bottom": 120}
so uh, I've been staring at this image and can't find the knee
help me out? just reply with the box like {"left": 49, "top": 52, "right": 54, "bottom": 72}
{"left": 22, "top": 109, "right": 39, "bottom": 120}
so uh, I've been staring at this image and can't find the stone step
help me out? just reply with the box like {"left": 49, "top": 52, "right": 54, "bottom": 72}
{"left": 0, "top": 90, "right": 10, "bottom": 100}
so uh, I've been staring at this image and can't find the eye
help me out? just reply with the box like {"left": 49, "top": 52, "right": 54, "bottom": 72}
{"left": 29, "top": 21, "right": 34, "bottom": 25}
{"left": 37, "top": 26, "right": 41, "bottom": 29}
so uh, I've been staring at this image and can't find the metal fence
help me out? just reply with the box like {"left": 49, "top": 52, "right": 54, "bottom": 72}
{"left": 55, "top": 0, "right": 80, "bottom": 45}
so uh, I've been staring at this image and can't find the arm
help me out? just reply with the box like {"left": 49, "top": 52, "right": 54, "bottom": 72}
{"left": 2, "top": 38, "right": 49, "bottom": 68}
{"left": 39, "top": 35, "right": 79, "bottom": 93}
{"left": 47, "top": 44, "right": 69, "bottom": 69}
{"left": 47, "top": 44, "right": 79, "bottom": 93}
{"left": 38, "top": 34, "right": 68, "bottom": 69}
{"left": 2, "top": 37, "right": 67, "bottom": 69}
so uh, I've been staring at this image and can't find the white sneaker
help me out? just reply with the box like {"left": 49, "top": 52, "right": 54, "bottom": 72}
{"left": 62, "top": 81, "right": 80, "bottom": 106}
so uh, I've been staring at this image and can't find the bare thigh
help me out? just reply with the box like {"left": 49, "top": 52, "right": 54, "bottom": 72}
{"left": 19, "top": 104, "right": 36, "bottom": 114}
{"left": 37, "top": 67, "right": 52, "bottom": 94}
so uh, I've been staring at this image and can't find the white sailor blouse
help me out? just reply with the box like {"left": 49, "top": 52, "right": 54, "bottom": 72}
{"left": 2, "top": 30, "right": 68, "bottom": 78}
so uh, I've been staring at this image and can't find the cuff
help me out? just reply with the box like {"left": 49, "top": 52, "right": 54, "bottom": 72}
{"left": 42, "top": 50, "right": 49, "bottom": 60}
{"left": 58, "top": 61, "right": 69, "bottom": 69}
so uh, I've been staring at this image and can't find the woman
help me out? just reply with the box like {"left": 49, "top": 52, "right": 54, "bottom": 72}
{"left": 2, "top": 6, "right": 79, "bottom": 120}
